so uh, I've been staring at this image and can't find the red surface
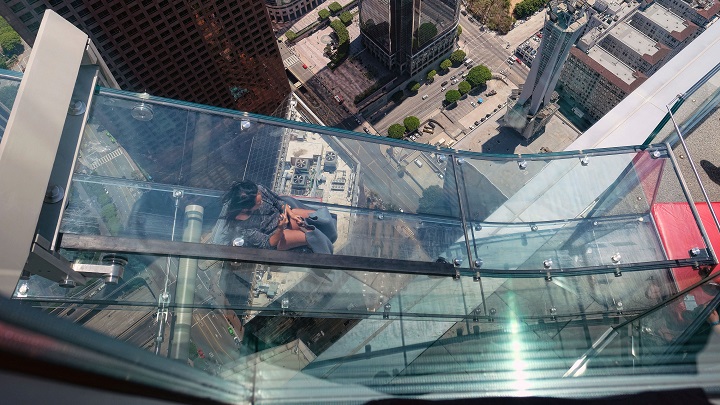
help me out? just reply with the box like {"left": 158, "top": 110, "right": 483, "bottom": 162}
{"left": 652, "top": 202, "right": 720, "bottom": 305}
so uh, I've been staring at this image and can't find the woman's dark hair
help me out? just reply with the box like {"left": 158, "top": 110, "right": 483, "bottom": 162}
{"left": 223, "top": 180, "right": 259, "bottom": 220}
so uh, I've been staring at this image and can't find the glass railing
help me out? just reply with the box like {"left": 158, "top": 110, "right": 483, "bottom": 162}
{"left": 0, "top": 70, "right": 23, "bottom": 143}
{"left": 7, "top": 78, "right": 720, "bottom": 401}
{"left": 49, "top": 87, "right": 715, "bottom": 276}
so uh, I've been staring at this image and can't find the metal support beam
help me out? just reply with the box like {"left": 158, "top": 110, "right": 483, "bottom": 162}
{"left": 0, "top": 11, "right": 90, "bottom": 297}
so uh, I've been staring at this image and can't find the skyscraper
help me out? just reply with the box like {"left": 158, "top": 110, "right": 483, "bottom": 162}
{"left": 360, "top": 0, "right": 460, "bottom": 75}
{"left": 505, "top": 0, "right": 588, "bottom": 138}
{"left": 0, "top": 0, "right": 290, "bottom": 116}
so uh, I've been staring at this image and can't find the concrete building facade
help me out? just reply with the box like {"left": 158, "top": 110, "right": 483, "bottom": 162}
{"left": 265, "top": 0, "right": 325, "bottom": 23}
{"left": 0, "top": 0, "right": 291, "bottom": 116}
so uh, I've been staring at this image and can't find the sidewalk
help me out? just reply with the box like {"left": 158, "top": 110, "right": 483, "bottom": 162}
{"left": 287, "top": 0, "right": 355, "bottom": 35}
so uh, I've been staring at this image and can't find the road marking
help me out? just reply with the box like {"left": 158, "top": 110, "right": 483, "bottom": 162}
{"left": 89, "top": 148, "right": 123, "bottom": 170}
{"left": 283, "top": 54, "right": 300, "bottom": 68}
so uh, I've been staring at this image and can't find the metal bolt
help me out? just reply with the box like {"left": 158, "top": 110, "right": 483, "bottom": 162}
{"left": 232, "top": 237, "right": 245, "bottom": 247}
{"left": 44, "top": 185, "right": 65, "bottom": 204}
{"left": 473, "top": 223, "right": 482, "bottom": 231}
{"left": 67, "top": 99, "right": 86, "bottom": 116}
{"left": 611, "top": 253, "right": 621, "bottom": 264}
{"left": 453, "top": 258, "right": 463, "bottom": 266}
{"left": 474, "top": 259, "right": 483, "bottom": 268}
{"left": 530, "top": 224, "right": 539, "bottom": 231}
{"left": 543, "top": 259, "right": 553, "bottom": 269}
{"left": 617, "top": 301, "right": 624, "bottom": 314}
{"left": 518, "top": 160, "right": 528, "bottom": 170}
{"left": 614, "top": 268, "right": 622, "bottom": 277}
{"left": 580, "top": 156, "right": 589, "bottom": 166}
{"left": 456, "top": 157, "right": 465, "bottom": 164}
{"left": 690, "top": 247, "right": 701, "bottom": 257}
{"left": 172, "top": 189, "right": 184, "bottom": 199}
{"left": 651, "top": 150, "right": 661, "bottom": 159}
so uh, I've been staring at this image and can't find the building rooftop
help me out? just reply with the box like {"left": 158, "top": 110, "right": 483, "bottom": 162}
{"left": 642, "top": 3, "right": 690, "bottom": 33}
{"left": 583, "top": 46, "right": 642, "bottom": 87}
{"left": 605, "top": 21, "right": 671, "bottom": 65}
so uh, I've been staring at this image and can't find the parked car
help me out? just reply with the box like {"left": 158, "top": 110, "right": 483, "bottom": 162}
{"left": 474, "top": 120, "right": 480, "bottom": 126}
{"left": 422, "top": 94, "right": 429, "bottom": 100}
{"left": 450, "top": 75, "right": 456, "bottom": 80}
{"left": 471, "top": 102, "right": 476, "bottom": 107}
{"left": 441, "top": 81, "right": 448, "bottom": 86}
{"left": 363, "top": 127, "right": 371, "bottom": 133}
{"left": 441, "top": 87, "right": 446, "bottom": 91}
{"left": 414, "top": 159, "right": 423, "bottom": 168}
{"left": 197, "top": 348, "right": 205, "bottom": 359}
{"left": 486, "top": 90, "right": 497, "bottom": 96}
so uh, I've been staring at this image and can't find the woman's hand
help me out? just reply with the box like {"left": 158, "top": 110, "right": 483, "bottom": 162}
{"left": 285, "top": 206, "right": 306, "bottom": 231}
{"left": 277, "top": 211, "right": 288, "bottom": 230}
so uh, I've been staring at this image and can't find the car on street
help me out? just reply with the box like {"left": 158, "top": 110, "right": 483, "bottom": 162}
{"left": 471, "top": 102, "right": 476, "bottom": 107}
{"left": 486, "top": 90, "right": 497, "bottom": 96}
{"left": 363, "top": 127, "right": 370, "bottom": 133}
{"left": 441, "top": 87, "right": 446, "bottom": 91}
{"left": 507, "top": 59, "right": 514, "bottom": 65}
{"left": 302, "top": 64, "right": 308, "bottom": 69}
{"left": 355, "top": 117, "right": 361, "bottom": 124}
{"left": 414, "top": 159, "right": 423, "bottom": 168}
{"left": 485, "top": 113, "right": 491, "bottom": 118}
{"left": 477, "top": 97, "right": 483, "bottom": 104}
{"left": 197, "top": 348, "right": 205, "bottom": 359}
{"left": 428, "top": 122, "right": 435, "bottom": 128}
{"left": 441, "top": 81, "right": 448, "bottom": 86}
{"left": 474, "top": 120, "right": 480, "bottom": 126}
{"left": 422, "top": 94, "right": 428, "bottom": 100}
{"left": 451, "top": 79, "right": 458, "bottom": 84}
{"left": 450, "top": 75, "right": 456, "bottom": 80}
{"left": 469, "top": 125, "right": 474, "bottom": 130}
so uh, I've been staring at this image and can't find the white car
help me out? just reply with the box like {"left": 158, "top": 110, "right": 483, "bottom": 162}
{"left": 422, "top": 94, "right": 428, "bottom": 100}
{"left": 441, "top": 87, "right": 446, "bottom": 91}
{"left": 471, "top": 102, "right": 476, "bottom": 107}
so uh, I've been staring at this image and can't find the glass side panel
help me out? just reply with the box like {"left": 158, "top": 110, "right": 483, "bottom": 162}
{"left": 577, "top": 276, "right": 720, "bottom": 377}
{"left": 55, "top": 89, "right": 714, "bottom": 276}
{"left": 0, "top": 72, "right": 22, "bottom": 144}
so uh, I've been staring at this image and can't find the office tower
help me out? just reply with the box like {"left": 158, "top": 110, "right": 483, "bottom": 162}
{"left": 0, "top": 0, "right": 290, "bottom": 116}
{"left": 360, "top": 0, "right": 460, "bottom": 75}
{"left": 505, "top": 0, "right": 588, "bottom": 138}
{"left": 266, "top": 0, "right": 325, "bottom": 23}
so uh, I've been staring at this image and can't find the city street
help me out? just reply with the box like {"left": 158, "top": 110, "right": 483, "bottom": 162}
{"left": 368, "top": 9, "right": 546, "bottom": 137}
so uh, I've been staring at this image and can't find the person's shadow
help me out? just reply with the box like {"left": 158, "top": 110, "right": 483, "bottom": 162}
{"left": 701, "top": 160, "right": 720, "bottom": 187}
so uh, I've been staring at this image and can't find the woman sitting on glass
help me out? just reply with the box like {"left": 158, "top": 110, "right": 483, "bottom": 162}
{"left": 220, "top": 180, "right": 336, "bottom": 254}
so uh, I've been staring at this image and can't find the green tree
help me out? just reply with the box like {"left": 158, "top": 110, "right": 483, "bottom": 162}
{"left": 285, "top": 30, "right": 298, "bottom": 41}
{"left": 391, "top": 90, "right": 405, "bottom": 103}
{"left": 340, "top": 11, "right": 353, "bottom": 25}
{"left": 418, "top": 185, "right": 450, "bottom": 216}
{"left": 388, "top": 123, "right": 406, "bottom": 139}
{"left": 329, "top": 19, "right": 350, "bottom": 64}
{"left": 440, "top": 59, "right": 452, "bottom": 71}
{"left": 407, "top": 80, "right": 420, "bottom": 92}
{"left": 403, "top": 116, "right": 420, "bottom": 132}
{"left": 457, "top": 25, "right": 462, "bottom": 36}
{"left": 514, "top": 0, "right": 547, "bottom": 19}
{"left": 466, "top": 65, "right": 492, "bottom": 87}
{"left": 445, "top": 89, "right": 461, "bottom": 104}
{"left": 458, "top": 81, "right": 471, "bottom": 95}
{"left": 417, "top": 22, "right": 438, "bottom": 47}
{"left": 318, "top": 9, "right": 330, "bottom": 20}
{"left": 328, "top": 1, "right": 342, "bottom": 13}
{"left": 450, "top": 50, "right": 466, "bottom": 64}
{"left": 0, "top": 31, "right": 22, "bottom": 57}
{"left": 426, "top": 69, "right": 437, "bottom": 82}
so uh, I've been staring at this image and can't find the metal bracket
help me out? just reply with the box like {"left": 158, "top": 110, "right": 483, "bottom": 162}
{"left": 23, "top": 234, "right": 125, "bottom": 289}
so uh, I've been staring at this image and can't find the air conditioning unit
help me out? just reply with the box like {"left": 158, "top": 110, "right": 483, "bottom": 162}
{"left": 323, "top": 151, "right": 337, "bottom": 171}
{"left": 294, "top": 158, "right": 310, "bottom": 173}
{"left": 291, "top": 174, "right": 308, "bottom": 189}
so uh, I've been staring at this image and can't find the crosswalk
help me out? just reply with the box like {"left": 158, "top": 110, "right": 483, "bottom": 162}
{"left": 283, "top": 54, "right": 300, "bottom": 68}
{"left": 89, "top": 148, "right": 123, "bottom": 170}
